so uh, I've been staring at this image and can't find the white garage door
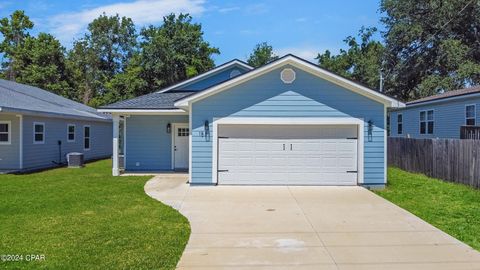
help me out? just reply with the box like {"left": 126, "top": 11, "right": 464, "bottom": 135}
{"left": 217, "top": 125, "right": 358, "bottom": 185}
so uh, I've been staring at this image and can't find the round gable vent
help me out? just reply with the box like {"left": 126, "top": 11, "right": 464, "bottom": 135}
{"left": 230, "top": 69, "right": 241, "bottom": 78}
{"left": 280, "top": 68, "right": 296, "bottom": 84}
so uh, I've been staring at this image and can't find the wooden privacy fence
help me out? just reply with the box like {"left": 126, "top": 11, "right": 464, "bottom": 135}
{"left": 388, "top": 137, "right": 480, "bottom": 188}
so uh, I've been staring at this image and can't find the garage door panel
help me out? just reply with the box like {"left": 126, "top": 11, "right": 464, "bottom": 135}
{"left": 218, "top": 125, "right": 358, "bottom": 185}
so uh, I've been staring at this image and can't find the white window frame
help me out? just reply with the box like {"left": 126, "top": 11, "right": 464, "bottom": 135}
{"left": 0, "top": 120, "right": 11, "bottom": 145}
{"left": 465, "top": 104, "right": 476, "bottom": 126}
{"left": 67, "top": 124, "right": 76, "bottom": 142}
{"left": 83, "top": 125, "right": 91, "bottom": 151}
{"left": 33, "top": 122, "right": 45, "bottom": 144}
{"left": 397, "top": 113, "right": 403, "bottom": 135}
{"left": 419, "top": 110, "right": 434, "bottom": 135}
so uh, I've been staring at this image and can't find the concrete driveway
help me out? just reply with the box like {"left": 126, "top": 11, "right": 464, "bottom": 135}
{"left": 145, "top": 175, "right": 480, "bottom": 270}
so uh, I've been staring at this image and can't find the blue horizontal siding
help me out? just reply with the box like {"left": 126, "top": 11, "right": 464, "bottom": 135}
{"left": 125, "top": 115, "right": 188, "bottom": 171}
{"left": 0, "top": 113, "right": 20, "bottom": 169}
{"left": 22, "top": 115, "right": 112, "bottom": 170}
{"left": 389, "top": 97, "right": 480, "bottom": 139}
{"left": 191, "top": 65, "right": 386, "bottom": 184}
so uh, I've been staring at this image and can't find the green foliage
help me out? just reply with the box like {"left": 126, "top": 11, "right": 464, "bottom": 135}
{"left": 380, "top": 0, "right": 480, "bottom": 100}
{"left": 0, "top": 11, "right": 219, "bottom": 107}
{"left": 67, "top": 13, "right": 137, "bottom": 106}
{"left": 0, "top": 10, "right": 33, "bottom": 80}
{"left": 317, "top": 27, "right": 384, "bottom": 90}
{"left": 0, "top": 159, "right": 190, "bottom": 269}
{"left": 136, "top": 13, "right": 219, "bottom": 95}
{"left": 376, "top": 167, "right": 480, "bottom": 251}
{"left": 14, "top": 33, "right": 72, "bottom": 97}
{"left": 247, "top": 42, "right": 279, "bottom": 68}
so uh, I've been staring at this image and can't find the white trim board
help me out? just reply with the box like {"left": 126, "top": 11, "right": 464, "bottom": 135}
{"left": 157, "top": 60, "right": 253, "bottom": 93}
{"left": 211, "top": 117, "right": 365, "bottom": 185}
{"left": 175, "top": 55, "right": 405, "bottom": 109}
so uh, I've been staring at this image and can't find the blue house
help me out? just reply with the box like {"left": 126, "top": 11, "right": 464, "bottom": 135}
{"left": 389, "top": 87, "right": 480, "bottom": 139}
{"left": 0, "top": 80, "right": 112, "bottom": 172}
{"left": 100, "top": 55, "right": 404, "bottom": 187}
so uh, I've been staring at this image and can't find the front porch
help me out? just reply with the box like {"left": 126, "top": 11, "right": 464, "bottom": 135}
{"left": 111, "top": 113, "right": 189, "bottom": 176}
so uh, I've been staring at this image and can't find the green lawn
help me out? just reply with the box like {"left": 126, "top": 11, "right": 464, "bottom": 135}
{"left": 0, "top": 160, "right": 190, "bottom": 269}
{"left": 375, "top": 167, "right": 480, "bottom": 251}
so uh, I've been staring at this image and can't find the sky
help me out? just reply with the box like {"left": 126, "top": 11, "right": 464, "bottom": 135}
{"left": 0, "top": 0, "right": 384, "bottom": 64}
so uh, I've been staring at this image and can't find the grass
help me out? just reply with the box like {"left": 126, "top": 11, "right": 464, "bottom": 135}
{"left": 0, "top": 160, "right": 190, "bottom": 269}
{"left": 375, "top": 167, "right": 480, "bottom": 251}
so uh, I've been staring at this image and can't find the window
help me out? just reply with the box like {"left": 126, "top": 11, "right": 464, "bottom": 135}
{"left": 420, "top": 110, "right": 434, "bottom": 134}
{"left": 397, "top": 113, "right": 403, "bottom": 135}
{"left": 67, "top": 124, "right": 75, "bottom": 142}
{"left": 0, "top": 121, "right": 11, "bottom": 144}
{"left": 84, "top": 126, "right": 90, "bottom": 150}
{"left": 466, "top": 105, "right": 476, "bottom": 126}
{"left": 33, "top": 122, "right": 45, "bottom": 144}
{"left": 177, "top": 128, "right": 189, "bottom": 137}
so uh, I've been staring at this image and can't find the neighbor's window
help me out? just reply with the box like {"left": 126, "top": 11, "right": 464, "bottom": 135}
{"left": 397, "top": 113, "right": 403, "bottom": 135}
{"left": 67, "top": 124, "right": 75, "bottom": 142}
{"left": 466, "top": 105, "right": 476, "bottom": 126}
{"left": 0, "top": 121, "right": 10, "bottom": 144}
{"left": 33, "top": 122, "right": 45, "bottom": 144}
{"left": 420, "top": 110, "right": 434, "bottom": 134}
{"left": 84, "top": 126, "right": 90, "bottom": 150}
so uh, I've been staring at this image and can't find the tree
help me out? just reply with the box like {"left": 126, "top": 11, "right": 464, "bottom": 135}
{"left": 317, "top": 27, "right": 385, "bottom": 90}
{"left": 67, "top": 13, "right": 137, "bottom": 106}
{"left": 14, "top": 33, "right": 72, "bottom": 97}
{"left": 0, "top": 10, "right": 34, "bottom": 80}
{"left": 247, "top": 42, "right": 279, "bottom": 68}
{"left": 380, "top": 0, "right": 480, "bottom": 100}
{"left": 135, "top": 13, "right": 219, "bottom": 95}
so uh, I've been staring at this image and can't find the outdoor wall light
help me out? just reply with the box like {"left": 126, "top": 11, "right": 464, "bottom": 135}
{"left": 166, "top": 123, "right": 171, "bottom": 134}
{"left": 367, "top": 120, "right": 373, "bottom": 142}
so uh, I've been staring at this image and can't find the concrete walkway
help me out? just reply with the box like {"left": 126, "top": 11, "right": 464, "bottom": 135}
{"left": 145, "top": 175, "right": 480, "bottom": 270}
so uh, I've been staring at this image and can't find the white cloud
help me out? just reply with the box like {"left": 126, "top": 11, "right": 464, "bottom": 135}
{"left": 48, "top": 0, "right": 206, "bottom": 43}
{"left": 218, "top": 6, "right": 240, "bottom": 13}
{"left": 275, "top": 46, "right": 321, "bottom": 62}
{"left": 245, "top": 3, "right": 268, "bottom": 15}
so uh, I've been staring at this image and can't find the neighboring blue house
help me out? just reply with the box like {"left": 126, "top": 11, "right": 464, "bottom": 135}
{"left": 100, "top": 55, "right": 404, "bottom": 187}
{"left": 0, "top": 80, "right": 112, "bottom": 172}
{"left": 389, "top": 87, "right": 480, "bottom": 139}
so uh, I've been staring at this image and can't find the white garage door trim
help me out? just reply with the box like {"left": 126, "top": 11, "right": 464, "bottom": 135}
{"left": 212, "top": 117, "right": 364, "bottom": 185}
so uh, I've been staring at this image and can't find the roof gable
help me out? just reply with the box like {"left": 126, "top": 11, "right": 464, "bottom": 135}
{"left": 158, "top": 59, "right": 253, "bottom": 93}
{"left": 175, "top": 55, "right": 404, "bottom": 108}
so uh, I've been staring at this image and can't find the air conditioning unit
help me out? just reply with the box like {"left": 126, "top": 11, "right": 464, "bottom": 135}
{"left": 67, "top": 152, "right": 84, "bottom": 168}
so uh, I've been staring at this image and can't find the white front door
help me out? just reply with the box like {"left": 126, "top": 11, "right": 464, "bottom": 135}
{"left": 173, "top": 124, "right": 189, "bottom": 170}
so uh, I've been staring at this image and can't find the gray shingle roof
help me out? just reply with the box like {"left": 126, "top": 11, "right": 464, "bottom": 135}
{"left": 100, "top": 91, "right": 196, "bottom": 109}
{"left": 0, "top": 79, "right": 110, "bottom": 121}
{"left": 408, "top": 86, "right": 480, "bottom": 105}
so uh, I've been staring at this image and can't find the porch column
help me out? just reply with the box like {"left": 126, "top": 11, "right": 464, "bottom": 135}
{"left": 112, "top": 114, "right": 120, "bottom": 176}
